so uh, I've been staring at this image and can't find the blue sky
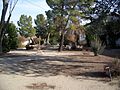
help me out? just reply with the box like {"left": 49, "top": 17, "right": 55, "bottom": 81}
{"left": 0, "top": 0, "right": 51, "bottom": 26}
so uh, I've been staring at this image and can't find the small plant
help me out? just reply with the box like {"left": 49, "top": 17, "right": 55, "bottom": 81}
{"left": 90, "top": 35, "right": 105, "bottom": 56}
{"left": 110, "top": 58, "right": 120, "bottom": 77}
{"left": 104, "top": 58, "right": 120, "bottom": 83}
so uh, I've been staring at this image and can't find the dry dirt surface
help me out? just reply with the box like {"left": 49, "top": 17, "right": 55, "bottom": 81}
{"left": 0, "top": 49, "right": 119, "bottom": 90}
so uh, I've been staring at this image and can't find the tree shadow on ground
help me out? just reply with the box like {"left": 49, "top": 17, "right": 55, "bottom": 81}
{"left": 0, "top": 53, "right": 109, "bottom": 79}
{"left": 101, "top": 49, "right": 120, "bottom": 59}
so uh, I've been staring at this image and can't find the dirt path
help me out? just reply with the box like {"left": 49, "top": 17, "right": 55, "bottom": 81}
{"left": 0, "top": 50, "right": 119, "bottom": 90}
{"left": 0, "top": 74, "right": 117, "bottom": 90}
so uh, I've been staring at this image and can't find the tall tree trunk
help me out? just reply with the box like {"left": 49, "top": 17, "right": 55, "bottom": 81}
{"left": 0, "top": 0, "right": 18, "bottom": 53}
{"left": 46, "top": 33, "right": 50, "bottom": 45}
{"left": 0, "top": 35, "right": 3, "bottom": 53}
{"left": 43, "top": 39, "right": 46, "bottom": 45}
{"left": 38, "top": 36, "right": 41, "bottom": 50}
{"left": 58, "top": 33, "right": 65, "bottom": 52}
{"left": 0, "top": 26, "right": 5, "bottom": 53}
{"left": 0, "top": 14, "right": 12, "bottom": 53}
{"left": 0, "top": 1, "right": 8, "bottom": 33}
{"left": 0, "top": 27, "right": 3, "bottom": 53}
{"left": 0, "top": 1, "right": 9, "bottom": 53}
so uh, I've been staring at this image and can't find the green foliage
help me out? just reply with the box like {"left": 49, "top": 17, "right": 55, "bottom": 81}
{"left": 2, "top": 23, "right": 18, "bottom": 52}
{"left": 46, "top": 10, "right": 60, "bottom": 44}
{"left": 7, "top": 23, "right": 18, "bottom": 49}
{"left": 49, "top": 28, "right": 60, "bottom": 45}
{"left": 17, "top": 15, "right": 36, "bottom": 37}
{"left": 34, "top": 14, "right": 47, "bottom": 39}
{"left": 46, "top": 0, "right": 68, "bottom": 51}
{"left": 90, "top": 36, "right": 105, "bottom": 56}
{"left": 46, "top": 0, "right": 95, "bottom": 51}
{"left": 86, "top": 0, "right": 120, "bottom": 33}
{"left": 69, "top": 24, "right": 76, "bottom": 30}
{"left": 70, "top": 16, "right": 78, "bottom": 23}
{"left": 45, "top": 0, "right": 120, "bottom": 51}
{"left": 46, "top": 0, "right": 63, "bottom": 10}
{"left": 106, "top": 19, "right": 120, "bottom": 35}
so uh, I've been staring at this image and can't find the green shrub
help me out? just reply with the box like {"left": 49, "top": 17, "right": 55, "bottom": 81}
{"left": 90, "top": 36, "right": 105, "bottom": 56}
{"left": 2, "top": 23, "right": 18, "bottom": 52}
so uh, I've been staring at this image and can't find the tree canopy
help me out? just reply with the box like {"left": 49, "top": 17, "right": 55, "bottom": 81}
{"left": 46, "top": 0, "right": 95, "bottom": 51}
{"left": 34, "top": 14, "right": 47, "bottom": 39}
{"left": 17, "top": 15, "right": 36, "bottom": 38}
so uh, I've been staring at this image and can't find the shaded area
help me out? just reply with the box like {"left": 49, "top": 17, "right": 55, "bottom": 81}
{"left": 101, "top": 49, "right": 120, "bottom": 59}
{"left": 0, "top": 50, "right": 112, "bottom": 79}
{"left": 79, "top": 72, "right": 107, "bottom": 78}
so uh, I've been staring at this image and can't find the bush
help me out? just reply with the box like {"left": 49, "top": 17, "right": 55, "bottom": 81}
{"left": 111, "top": 58, "right": 120, "bottom": 88}
{"left": 2, "top": 23, "right": 18, "bottom": 52}
{"left": 110, "top": 58, "right": 120, "bottom": 77}
{"left": 91, "top": 36, "right": 105, "bottom": 56}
